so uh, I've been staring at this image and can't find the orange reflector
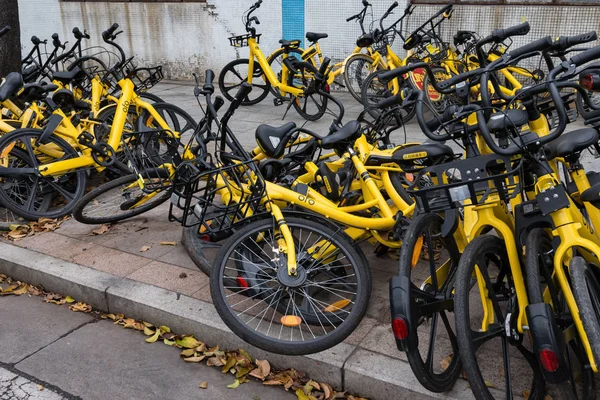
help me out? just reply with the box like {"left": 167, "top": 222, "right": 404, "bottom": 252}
{"left": 281, "top": 315, "right": 302, "bottom": 327}
{"left": 405, "top": 173, "right": 415, "bottom": 183}
{"left": 324, "top": 299, "right": 351, "bottom": 313}
{"left": 412, "top": 236, "right": 424, "bottom": 269}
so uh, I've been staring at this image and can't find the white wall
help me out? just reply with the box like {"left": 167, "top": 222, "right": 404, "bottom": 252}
{"left": 19, "top": 0, "right": 283, "bottom": 79}
{"left": 18, "top": 0, "right": 600, "bottom": 79}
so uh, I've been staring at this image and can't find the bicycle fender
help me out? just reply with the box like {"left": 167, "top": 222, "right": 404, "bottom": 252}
{"left": 39, "top": 114, "right": 63, "bottom": 144}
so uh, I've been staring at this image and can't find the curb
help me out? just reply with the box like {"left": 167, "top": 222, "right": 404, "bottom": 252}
{"left": 0, "top": 242, "right": 475, "bottom": 400}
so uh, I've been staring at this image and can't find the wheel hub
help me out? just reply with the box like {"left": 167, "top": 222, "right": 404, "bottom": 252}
{"left": 277, "top": 261, "right": 307, "bottom": 288}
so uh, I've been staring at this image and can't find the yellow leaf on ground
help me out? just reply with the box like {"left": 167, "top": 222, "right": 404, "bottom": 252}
{"left": 295, "top": 389, "right": 310, "bottom": 400}
{"left": 145, "top": 330, "right": 160, "bottom": 343}
{"left": 321, "top": 383, "right": 333, "bottom": 400}
{"left": 160, "top": 325, "right": 171, "bottom": 333}
{"left": 184, "top": 356, "right": 206, "bottom": 363}
{"left": 180, "top": 349, "right": 196, "bottom": 357}
{"left": 64, "top": 296, "right": 75, "bottom": 303}
{"left": 69, "top": 302, "right": 92, "bottom": 313}
{"left": 227, "top": 379, "right": 240, "bottom": 389}
{"left": 91, "top": 224, "right": 110, "bottom": 236}
{"left": 249, "top": 359, "right": 270, "bottom": 381}
{"left": 143, "top": 326, "right": 155, "bottom": 336}
{"left": 160, "top": 241, "right": 177, "bottom": 246}
{"left": 222, "top": 356, "right": 237, "bottom": 374}
{"left": 199, "top": 382, "right": 208, "bottom": 389}
{"left": 163, "top": 339, "right": 175, "bottom": 346}
{"left": 142, "top": 321, "right": 153, "bottom": 328}
{"left": 140, "top": 246, "right": 151, "bottom": 252}
{"left": 36, "top": 384, "right": 44, "bottom": 391}
{"left": 177, "top": 336, "right": 201, "bottom": 349}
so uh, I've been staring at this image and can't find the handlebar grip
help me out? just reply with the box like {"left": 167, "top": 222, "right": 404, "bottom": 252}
{"left": 52, "top": 33, "right": 65, "bottom": 49}
{"left": 363, "top": 0, "right": 370, "bottom": 6}
{"left": 566, "top": 31, "right": 598, "bottom": 48}
{"left": 0, "top": 26, "right": 10, "bottom": 38}
{"left": 31, "top": 35, "right": 40, "bottom": 45}
{"left": 492, "top": 22, "right": 530, "bottom": 43}
{"left": 73, "top": 27, "right": 82, "bottom": 39}
{"left": 383, "top": 1, "right": 399, "bottom": 18}
{"left": 346, "top": 15, "right": 358, "bottom": 22}
{"left": 508, "top": 36, "right": 553, "bottom": 59}
{"left": 233, "top": 82, "right": 253, "bottom": 106}
{"left": 437, "top": 69, "right": 481, "bottom": 90}
{"left": 204, "top": 70, "right": 215, "bottom": 92}
{"left": 379, "top": 63, "right": 420, "bottom": 83}
{"left": 103, "top": 23, "right": 119, "bottom": 41}
{"left": 570, "top": 44, "right": 600, "bottom": 67}
{"left": 377, "top": 93, "right": 402, "bottom": 109}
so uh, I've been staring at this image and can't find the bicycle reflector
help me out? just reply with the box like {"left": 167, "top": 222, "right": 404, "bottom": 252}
{"left": 580, "top": 70, "right": 600, "bottom": 92}
{"left": 539, "top": 348, "right": 560, "bottom": 373}
{"left": 392, "top": 317, "right": 409, "bottom": 340}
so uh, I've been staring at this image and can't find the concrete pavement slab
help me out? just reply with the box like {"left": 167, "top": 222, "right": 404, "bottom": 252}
{"left": 15, "top": 320, "right": 294, "bottom": 400}
{"left": 0, "top": 295, "right": 93, "bottom": 364}
{"left": 0, "top": 367, "right": 65, "bottom": 400}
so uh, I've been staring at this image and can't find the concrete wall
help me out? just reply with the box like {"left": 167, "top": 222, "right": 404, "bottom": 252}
{"left": 19, "top": 0, "right": 283, "bottom": 79}
{"left": 18, "top": 0, "right": 600, "bottom": 79}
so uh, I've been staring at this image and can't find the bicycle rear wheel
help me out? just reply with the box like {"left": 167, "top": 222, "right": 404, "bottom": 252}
{"left": 343, "top": 54, "right": 377, "bottom": 103}
{"left": 397, "top": 213, "right": 462, "bottom": 392}
{"left": 455, "top": 235, "right": 545, "bottom": 399}
{"left": 73, "top": 171, "right": 170, "bottom": 225}
{"left": 267, "top": 47, "right": 306, "bottom": 99}
{"left": 0, "top": 128, "right": 87, "bottom": 220}
{"left": 210, "top": 216, "right": 371, "bottom": 355}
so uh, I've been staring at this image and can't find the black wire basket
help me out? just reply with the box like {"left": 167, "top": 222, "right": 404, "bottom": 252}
{"left": 125, "top": 66, "right": 164, "bottom": 92}
{"left": 228, "top": 34, "right": 261, "bottom": 48}
{"left": 408, "top": 153, "right": 524, "bottom": 213}
{"left": 121, "top": 129, "right": 182, "bottom": 193}
{"left": 169, "top": 158, "right": 267, "bottom": 235}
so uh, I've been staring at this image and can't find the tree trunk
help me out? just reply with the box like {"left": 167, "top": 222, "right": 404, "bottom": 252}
{"left": 0, "top": 0, "right": 21, "bottom": 77}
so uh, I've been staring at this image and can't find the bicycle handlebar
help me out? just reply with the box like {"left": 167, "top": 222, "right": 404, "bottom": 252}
{"left": 103, "top": 23, "right": 119, "bottom": 41}
{"left": 73, "top": 27, "right": 90, "bottom": 40}
{"left": 0, "top": 26, "right": 10, "bottom": 39}
{"left": 508, "top": 36, "right": 553, "bottom": 59}
{"left": 204, "top": 70, "right": 215, "bottom": 94}
{"left": 52, "top": 33, "right": 65, "bottom": 50}
{"left": 569, "top": 43, "right": 600, "bottom": 67}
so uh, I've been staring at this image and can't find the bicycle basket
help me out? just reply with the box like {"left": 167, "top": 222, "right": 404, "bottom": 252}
{"left": 408, "top": 153, "right": 524, "bottom": 213}
{"left": 228, "top": 34, "right": 261, "bottom": 48}
{"left": 121, "top": 129, "right": 182, "bottom": 193}
{"left": 124, "top": 66, "right": 164, "bottom": 92}
{"left": 169, "top": 158, "right": 267, "bottom": 235}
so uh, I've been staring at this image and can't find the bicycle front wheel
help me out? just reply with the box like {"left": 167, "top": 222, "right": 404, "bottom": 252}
{"left": 397, "top": 213, "right": 462, "bottom": 392}
{"left": 455, "top": 235, "right": 545, "bottom": 399}
{"left": 73, "top": 172, "right": 171, "bottom": 225}
{"left": 218, "top": 58, "right": 271, "bottom": 105}
{"left": 210, "top": 216, "right": 371, "bottom": 355}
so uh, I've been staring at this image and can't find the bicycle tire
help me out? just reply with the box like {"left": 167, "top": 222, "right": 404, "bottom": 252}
{"left": 360, "top": 70, "right": 416, "bottom": 122}
{"left": 72, "top": 171, "right": 170, "bottom": 225}
{"left": 218, "top": 58, "right": 271, "bottom": 105}
{"left": 570, "top": 256, "right": 600, "bottom": 370}
{"left": 455, "top": 235, "right": 545, "bottom": 400}
{"left": 210, "top": 216, "right": 370, "bottom": 355}
{"left": 526, "top": 229, "right": 596, "bottom": 400}
{"left": 0, "top": 128, "right": 87, "bottom": 220}
{"left": 343, "top": 54, "right": 377, "bottom": 104}
{"left": 398, "top": 213, "right": 462, "bottom": 392}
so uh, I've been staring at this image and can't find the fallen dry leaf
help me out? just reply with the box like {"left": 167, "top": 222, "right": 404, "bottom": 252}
{"left": 140, "top": 246, "right": 151, "bottom": 252}
{"left": 69, "top": 302, "right": 92, "bottom": 313}
{"left": 64, "top": 295, "right": 75, "bottom": 303}
{"left": 36, "top": 384, "right": 44, "bottom": 391}
{"left": 199, "top": 382, "right": 208, "bottom": 389}
{"left": 160, "top": 241, "right": 177, "bottom": 246}
{"left": 227, "top": 379, "right": 241, "bottom": 389}
{"left": 250, "top": 359, "right": 271, "bottom": 381}
{"left": 91, "top": 224, "right": 110, "bottom": 236}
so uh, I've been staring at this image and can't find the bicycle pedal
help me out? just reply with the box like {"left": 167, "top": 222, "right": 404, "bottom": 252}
{"left": 77, "top": 131, "right": 95, "bottom": 147}
{"left": 273, "top": 97, "right": 284, "bottom": 107}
